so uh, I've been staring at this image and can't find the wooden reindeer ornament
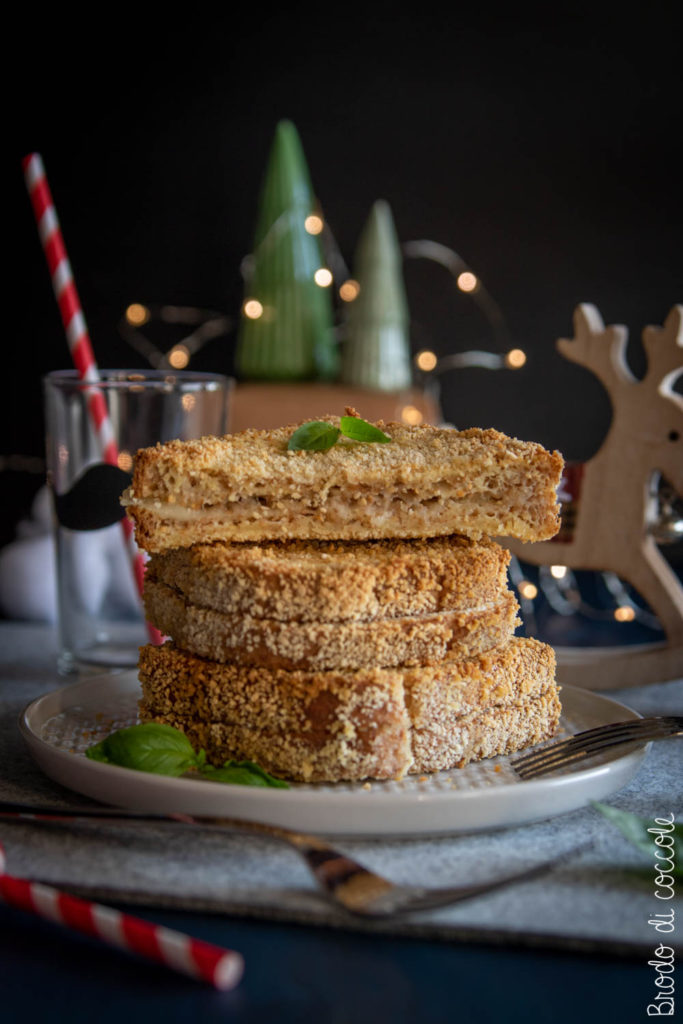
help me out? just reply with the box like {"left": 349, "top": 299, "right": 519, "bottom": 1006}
{"left": 508, "top": 304, "right": 683, "bottom": 689}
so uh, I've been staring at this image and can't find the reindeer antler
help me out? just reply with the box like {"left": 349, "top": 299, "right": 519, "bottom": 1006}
{"left": 641, "top": 305, "right": 683, "bottom": 398}
{"left": 557, "top": 304, "right": 633, "bottom": 390}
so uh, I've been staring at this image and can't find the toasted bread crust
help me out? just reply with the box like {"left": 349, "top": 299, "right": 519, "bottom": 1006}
{"left": 145, "top": 534, "right": 511, "bottom": 623}
{"left": 124, "top": 419, "right": 563, "bottom": 551}
{"left": 138, "top": 637, "right": 559, "bottom": 782}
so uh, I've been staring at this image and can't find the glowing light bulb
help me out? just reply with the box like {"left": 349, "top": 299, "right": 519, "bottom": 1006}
{"left": 126, "top": 303, "right": 150, "bottom": 326}
{"left": 339, "top": 279, "right": 360, "bottom": 301}
{"left": 416, "top": 349, "right": 438, "bottom": 372}
{"left": 614, "top": 605, "right": 636, "bottom": 622}
{"left": 168, "top": 344, "right": 190, "bottom": 369}
{"left": 457, "top": 272, "right": 478, "bottom": 293}
{"left": 518, "top": 581, "right": 538, "bottom": 600}
{"left": 506, "top": 348, "right": 527, "bottom": 369}
{"left": 401, "top": 405, "right": 423, "bottom": 426}
{"left": 314, "top": 268, "right": 333, "bottom": 287}
{"left": 550, "top": 565, "right": 568, "bottom": 579}
{"left": 304, "top": 214, "right": 324, "bottom": 235}
{"left": 117, "top": 450, "right": 133, "bottom": 472}
{"left": 243, "top": 299, "right": 263, "bottom": 319}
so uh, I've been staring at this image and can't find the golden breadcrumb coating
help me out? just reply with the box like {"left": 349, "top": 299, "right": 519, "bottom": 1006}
{"left": 145, "top": 534, "right": 511, "bottom": 623}
{"left": 144, "top": 580, "right": 520, "bottom": 670}
{"left": 137, "top": 637, "right": 559, "bottom": 782}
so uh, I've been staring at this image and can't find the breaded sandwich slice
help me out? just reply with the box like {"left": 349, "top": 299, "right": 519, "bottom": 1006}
{"left": 143, "top": 578, "right": 520, "bottom": 670}
{"left": 144, "top": 534, "right": 512, "bottom": 623}
{"left": 122, "top": 418, "right": 564, "bottom": 552}
{"left": 138, "top": 637, "right": 560, "bottom": 783}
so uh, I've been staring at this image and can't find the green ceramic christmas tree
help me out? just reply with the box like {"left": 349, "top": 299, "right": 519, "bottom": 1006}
{"left": 340, "top": 199, "right": 413, "bottom": 391}
{"left": 235, "top": 120, "right": 338, "bottom": 381}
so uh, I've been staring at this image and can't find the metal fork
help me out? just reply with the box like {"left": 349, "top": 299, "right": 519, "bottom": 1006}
{"left": 510, "top": 715, "right": 683, "bottom": 781}
{"left": 0, "top": 801, "right": 582, "bottom": 917}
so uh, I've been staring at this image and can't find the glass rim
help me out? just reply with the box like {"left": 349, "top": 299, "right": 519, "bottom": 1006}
{"left": 43, "top": 369, "right": 234, "bottom": 391}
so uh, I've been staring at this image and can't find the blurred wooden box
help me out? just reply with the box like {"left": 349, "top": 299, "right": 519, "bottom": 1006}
{"left": 229, "top": 382, "right": 441, "bottom": 432}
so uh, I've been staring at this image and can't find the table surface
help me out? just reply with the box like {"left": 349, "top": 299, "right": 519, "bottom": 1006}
{"left": 1, "top": 622, "right": 681, "bottom": 1023}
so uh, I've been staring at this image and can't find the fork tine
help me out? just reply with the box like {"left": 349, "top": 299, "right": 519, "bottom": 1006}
{"left": 516, "top": 724, "right": 679, "bottom": 778}
{"left": 516, "top": 738, "right": 645, "bottom": 776}
{"left": 514, "top": 716, "right": 682, "bottom": 764}
{"left": 517, "top": 724, "right": 669, "bottom": 771}
{"left": 511, "top": 716, "right": 683, "bottom": 779}
{"left": 528, "top": 720, "right": 671, "bottom": 761}
{"left": 513, "top": 716, "right": 682, "bottom": 766}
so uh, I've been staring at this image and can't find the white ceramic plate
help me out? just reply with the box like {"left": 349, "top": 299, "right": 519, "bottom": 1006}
{"left": 20, "top": 673, "right": 647, "bottom": 837}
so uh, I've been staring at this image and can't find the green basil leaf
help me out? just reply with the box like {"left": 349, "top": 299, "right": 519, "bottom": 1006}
{"left": 85, "top": 723, "right": 201, "bottom": 777}
{"left": 592, "top": 802, "right": 682, "bottom": 876}
{"left": 201, "top": 759, "right": 290, "bottom": 788}
{"left": 339, "top": 416, "right": 391, "bottom": 443}
{"left": 84, "top": 725, "right": 290, "bottom": 789}
{"left": 85, "top": 740, "right": 110, "bottom": 763}
{"left": 287, "top": 422, "right": 341, "bottom": 451}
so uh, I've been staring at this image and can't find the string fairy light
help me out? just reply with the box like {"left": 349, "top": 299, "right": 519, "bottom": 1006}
{"left": 116, "top": 451, "right": 133, "bottom": 472}
{"left": 125, "top": 303, "right": 150, "bottom": 326}
{"left": 457, "top": 271, "right": 478, "bottom": 293}
{"left": 304, "top": 214, "right": 324, "bottom": 235}
{"left": 243, "top": 299, "right": 263, "bottom": 319}
{"left": 415, "top": 349, "right": 438, "bottom": 372}
{"left": 400, "top": 405, "right": 423, "bottom": 425}
{"left": 506, "top": 349, "right": 527, "bottom": 368}
{"left": 314, "top": 268, "right": 333, "bottom": 287}
{"left": 518, "top": 581, "right": 539, "bottom": 600}
{"left": 168, "top": 343, "right": 190, "bottom": 369}
{"left": 118, "top": 304, "right": 232, "bottom": 370}
{"left": 339, "top": 279, "right": 360, "bottom": 302}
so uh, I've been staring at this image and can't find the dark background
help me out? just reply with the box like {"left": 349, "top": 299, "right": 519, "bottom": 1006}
{"left": 7, "top": 5, "right": 682, "bottom": 548}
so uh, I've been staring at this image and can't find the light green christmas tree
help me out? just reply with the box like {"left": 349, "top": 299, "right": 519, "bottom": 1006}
{"left": 340, "top": 199, "right": 413, "bottom": 391}
{"left": 235, "top": 120, "right": 338, "bottom": 381}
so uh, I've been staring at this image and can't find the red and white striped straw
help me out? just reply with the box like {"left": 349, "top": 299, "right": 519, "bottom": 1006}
{"left": 22, "top": 153, "right": 119, "bottom": 466}
{"left": 0, "top": 845, "right": 243, "bottom": 990}
{"left": 22, "top": 152, "right": 157, "bottom": 632}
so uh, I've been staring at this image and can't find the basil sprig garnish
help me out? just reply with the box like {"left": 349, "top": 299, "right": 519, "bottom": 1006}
{"left": 339, "top": 415, "right": 392, "bottom": 443}
{"left": 202, "top": 760, "right": 290, "bottom": 788}
{"left": 287, "top": 421, "right": 341, "bottom": 451}
{"left": 287, "top": 415, "right": 391, "bottom": 451}
{"left": 86, "top": 723, "right": 202, "bottom": 776}
{"left": 86, "top": 723, "right": 289, "bottom": 788}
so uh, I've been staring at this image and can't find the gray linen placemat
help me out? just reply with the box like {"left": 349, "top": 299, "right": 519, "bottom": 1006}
{"left": 1, "top": 622, "right": 681, "bottom": 956}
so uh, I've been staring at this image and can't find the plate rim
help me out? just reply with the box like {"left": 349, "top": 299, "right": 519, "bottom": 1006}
{"left": 18, "top": 671, "right": 647, "bottom": 814}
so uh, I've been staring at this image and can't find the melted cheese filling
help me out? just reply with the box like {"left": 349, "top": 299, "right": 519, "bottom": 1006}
{"left": 122, "top": 484, "right": 510, "bottom": 525}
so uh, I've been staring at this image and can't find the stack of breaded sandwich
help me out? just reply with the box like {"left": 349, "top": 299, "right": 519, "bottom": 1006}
{"left": 122, "top": 415, "right": 565, "bottom": 783}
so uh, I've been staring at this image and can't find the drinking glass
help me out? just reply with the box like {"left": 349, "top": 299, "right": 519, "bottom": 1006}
{"left": 43, "top": 369, "right": 232, "bottom": 674}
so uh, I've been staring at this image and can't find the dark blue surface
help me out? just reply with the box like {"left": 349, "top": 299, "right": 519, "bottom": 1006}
{"left": 0, "top": 903, "right": 653, "bottom": 1023}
